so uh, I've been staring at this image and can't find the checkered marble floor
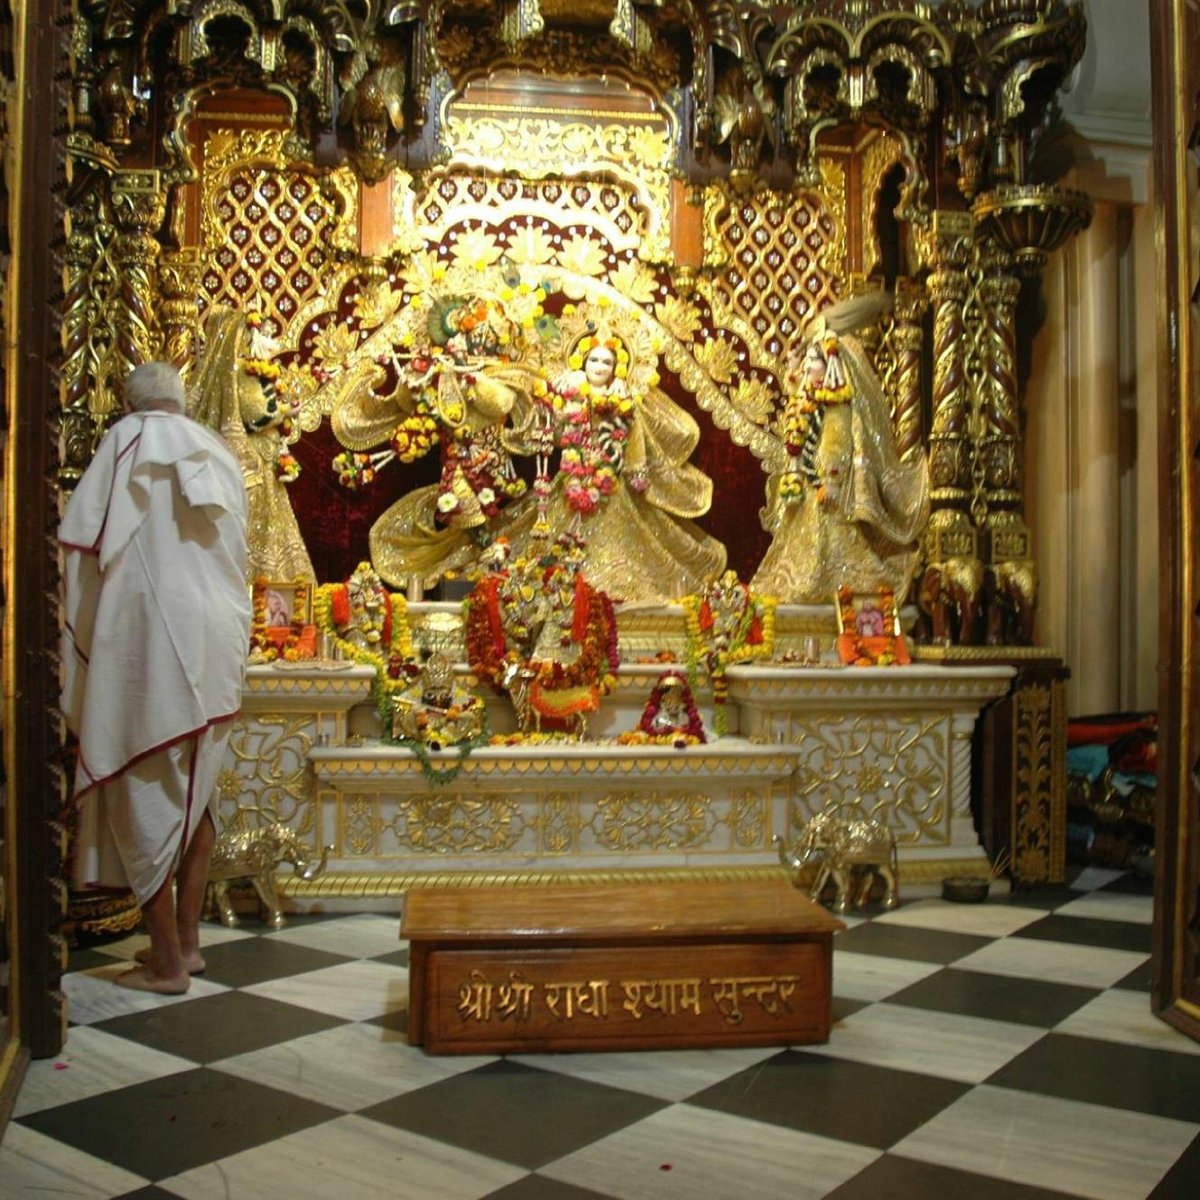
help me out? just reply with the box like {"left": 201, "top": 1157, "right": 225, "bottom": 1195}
{"left": 3, "top": 867, "right": 1199, "bottom": 1200}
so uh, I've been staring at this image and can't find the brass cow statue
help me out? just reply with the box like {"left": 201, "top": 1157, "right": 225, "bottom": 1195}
{"left": 207, "top": 819, "right": 331, "bottom": 930}
{"left": 774, "top": 808, "right": 899, "bottom": 914}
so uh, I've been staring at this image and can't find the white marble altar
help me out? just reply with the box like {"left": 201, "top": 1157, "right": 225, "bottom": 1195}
{"left": 219, "top": 658, "right": 1013, "bottom": 909}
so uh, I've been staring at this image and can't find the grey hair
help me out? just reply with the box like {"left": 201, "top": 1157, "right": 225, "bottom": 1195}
{"left": 125, "top": 362, "right": 186, "bottom": 413}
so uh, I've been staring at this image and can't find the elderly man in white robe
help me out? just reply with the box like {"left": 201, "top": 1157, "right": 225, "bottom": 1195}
{"left": 61, "top": 362, "right": 252, "bottom": 993}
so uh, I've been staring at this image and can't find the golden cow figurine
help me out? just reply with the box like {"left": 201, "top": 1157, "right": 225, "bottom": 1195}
{"left": 774, "top": 806, "right": 899, "bottom": 914}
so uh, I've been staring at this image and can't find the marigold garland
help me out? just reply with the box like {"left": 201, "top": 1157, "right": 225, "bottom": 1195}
{"left": 312, "top": 572, "right": 414, "bottom": 705}
{"left": 682, "top": 580, "right": 776, "bottom": 736}
{"left": 249, "top": 576, "right": 311, "bottom": 662}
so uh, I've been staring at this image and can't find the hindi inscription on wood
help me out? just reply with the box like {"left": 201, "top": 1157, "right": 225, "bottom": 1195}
{"left": 403, "top": 879, "right": 844, "bottom": 1054}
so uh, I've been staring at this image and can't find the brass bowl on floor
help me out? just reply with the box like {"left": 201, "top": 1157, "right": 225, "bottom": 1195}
{"left": 942, "top": 876, "right": 991, "bottom": 903}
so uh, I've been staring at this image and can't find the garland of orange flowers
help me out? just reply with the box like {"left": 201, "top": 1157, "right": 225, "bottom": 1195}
{"left": 249, "top": 577, "right": 310, "bottom": 662}
{"left": 834, "top": 585, "right": 910, "bottom": 666}
{"left": 682, "top": 582, "right": 777, "bottom": 735}
{"left": 312, "top": 577, "right": 414, "bottom": 704}
{"left": 463, "top": 571, "right": 619, "bottom": 719}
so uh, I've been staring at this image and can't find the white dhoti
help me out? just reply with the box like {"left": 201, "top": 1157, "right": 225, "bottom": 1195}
{"left": 72, "top": 725, "right": 231, "bottom": 906}
{"left": 60, "top": 409, "right": 251, "bottom": 905}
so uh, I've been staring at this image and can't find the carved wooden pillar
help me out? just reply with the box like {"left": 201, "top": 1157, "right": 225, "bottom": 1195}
{"left": 892, "top": 278, "right": 926, "bottom": 462}
{"left": 110, "top": 169, "right": 165, "bottom": 376}
{"left": 978, "top": 246, "right": 1024, "bottom": 530}
{"left": 159, "top": 246, "right": 203, "bottom": 371}
{"left": 924, "top": 212, "right": 978, "bottom": 566}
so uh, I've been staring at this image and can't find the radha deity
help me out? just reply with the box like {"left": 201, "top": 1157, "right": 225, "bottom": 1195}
{"left": 190, "top": 306, "right": 315, "bottom": 583}
{"left": 502, "top": 303, "right": 726, "bottom": 606}
{"left": 751, "top": 296, "right": 929, "bottom": 603}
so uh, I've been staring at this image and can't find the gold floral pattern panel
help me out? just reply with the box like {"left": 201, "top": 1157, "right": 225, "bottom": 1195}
{"left": 330, "top": 783, "right": 779, "bottom": 859}
{"left": 789, "top": 713, "right": 950, "bottom": 845}
{"left": 200, "top": 128, "right": 358, "bottom": 337}
{"left": 701, "top": 159, "right": 848, "bottom": 364}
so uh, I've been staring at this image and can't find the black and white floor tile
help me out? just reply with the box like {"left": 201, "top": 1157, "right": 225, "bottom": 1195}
{"left": 3, "top": 867, "right": 1199, "bottom": 1200}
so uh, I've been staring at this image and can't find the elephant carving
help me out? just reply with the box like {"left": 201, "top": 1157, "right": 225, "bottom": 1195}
{"left": 774, "top": 807, "right": 899, "bottom": 914}
{"left": 918, "top": 556, "right": 983, "bottom": 645}
{"left": 207, "top": 817, "right": 331, "bottom": 930}
{"left": 983, "top": 558, "right": 1037, "bottom": 646}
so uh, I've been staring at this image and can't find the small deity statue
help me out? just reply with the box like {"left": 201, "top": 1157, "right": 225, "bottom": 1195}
{"left": 190, "top": 307, "right": 315, "bottom": 583}
{"left": 391, "top": 651, "right": 485, "bottom": 749}
{"left": 331, "top": 266, "right": 543, "bottom": 589}
{"left": 464, "top": 531, "right": 619, "bottom": 738}
{"left": 620, "top": 670, "right": 707, "bottom": 746}
{"left": 751, "top": 296, "right": 929, "bottom": 604}
{"left": 683, "top": 570, "right": 775, "bottom": 735}
{"left": 501, "top": 304, "right": 726, "bottom": 605}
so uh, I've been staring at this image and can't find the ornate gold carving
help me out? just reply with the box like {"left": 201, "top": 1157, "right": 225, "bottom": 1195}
{"left": 1011, "top": 679, "right": 1066, "bottom": 883}
{"left": 386, "top": 796, "right": 525, "bottom": 854}
{"left": 790, "top": 714, "right": 949, "bottom": 845}
{"left": 200, "top": 128, "right": 358, "bottom": 336}
{"left": 111, "top": 169, "right": 166, "bottom": 372}
{"left": 861, "top": 128, "right": 906, "bottom": 274}
{"left": 701, "top": 166, "right": 846, "bottom": 368}
{"left": 437, "top": 108, "right": 673, "bottom": 262}
{"left": 221, "top": 714, "right": 318, "bottom": 844}
{"left": 276, "top": 858, "right": 987, "bottom": 899}
{"left": 159, "top": 247, "right": 204, "bottom": 370}
{"left": 330, "top": 782, "right": 778, "bottom": 859}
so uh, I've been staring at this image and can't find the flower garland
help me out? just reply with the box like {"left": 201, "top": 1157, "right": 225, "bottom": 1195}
{"left": 682, "top": 576, "right": 777, "bottom": 735}
{"left": 240, "top": 312, "right": 303, "bottom": 484}
{"left": 463, "top": 567, "right": 620, "bottom": 722}
{"left": 532, "top": 331, "right": 652, "bottom": 523}
{"left": 617, "top": 671, "right": 706, "bottom": 748}
{"left": 834, "top": 585, "right": 911, "bottom": 667}
{"left": 313, "top": 567, "right": 414, "bottom": 704}
{"left": 249, "top": 576, "right": 310, "bottom": 662}
{"left": 778, "top": 335, "right": 853, "bottom": 507}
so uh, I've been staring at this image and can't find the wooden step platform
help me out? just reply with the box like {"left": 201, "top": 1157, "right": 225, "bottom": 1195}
{"left": 402, "top": 877, "right": 845, "bottom": 1054}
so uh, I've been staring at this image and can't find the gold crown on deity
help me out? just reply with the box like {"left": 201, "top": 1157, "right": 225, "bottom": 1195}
{"left": 555, "top": 300, "right": 661, "bottom": 397}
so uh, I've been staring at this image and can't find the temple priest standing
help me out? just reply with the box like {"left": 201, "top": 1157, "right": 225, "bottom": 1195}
{"left": 60, "top": 362, "right": 252, "bottom": 993}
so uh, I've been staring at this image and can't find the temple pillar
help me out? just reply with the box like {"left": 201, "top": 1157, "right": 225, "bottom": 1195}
{"left": 892, "top": 278, "right": 926, "bottom": 463}
{"left": 110, "top": 169, "right": 165, "bottom": 376}
{"left": 921, "top": 213, "right": 980, "bottom": 631}
{"left": 1070, "top": 201, "right": 1122, "bottom": 711}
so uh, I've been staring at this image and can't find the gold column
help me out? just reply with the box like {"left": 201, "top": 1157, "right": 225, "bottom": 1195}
{"left": 159, "top": 247, "right": 203, "bottom": 371}
{"left": 60, "top": 189, "right": 105, "bottom": 485}
{"left": 110, "top": 169, "right": 166, "bottom": 376}
{"left": 892, "top": 278, "right": 927, "bottom": 463}
{"left": 978, "top": 246, "right": 1024, "bottom": 532}
{"left": 924, "top": 212, "right": 977, "bottom": 563}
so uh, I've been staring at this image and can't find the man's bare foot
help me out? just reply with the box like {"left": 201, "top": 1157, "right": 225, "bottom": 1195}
{"left": 114, "top": 964, "right": 191, "bottom": 995}
{"left": 134, "top": 946, "right": 205, "bottom": 974}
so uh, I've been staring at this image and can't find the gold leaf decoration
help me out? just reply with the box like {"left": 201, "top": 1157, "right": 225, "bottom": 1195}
{"left": 506, "top": 223, "right": 556, "bottom": 267}
{"left": 558, "top": 233, "right": 608, "bottom": 277}
{"left": 609, "top": 258, "right": 659, "bottom": 305}
{"left": 655, "top": 295, "right": 702, "bottom": 343}
{"left": 449, "top": 227, "right": 504, "bottom": 271}
{"left": 311, "top": 319, "right": 360, "bottom": 364}
{"left": 694, "top": 335, "right": 740, "bottom": 384}
{"left": 398, "top": 250, "right": 446, "bottom": 294}
{"left": 731, "top": 376, "right": 775, "bottom": 425}
{"left": 352, "top": 282, "right": 404, "bottom": 327}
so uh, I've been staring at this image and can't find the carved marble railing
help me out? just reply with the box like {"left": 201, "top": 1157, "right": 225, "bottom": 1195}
{"left": 223, "top": 660, "right": 1014, "bottom": 906}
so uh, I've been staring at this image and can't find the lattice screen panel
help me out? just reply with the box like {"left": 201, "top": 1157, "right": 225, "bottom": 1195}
{"left": 704, "top": 171, "right": 847, "bottom": 362}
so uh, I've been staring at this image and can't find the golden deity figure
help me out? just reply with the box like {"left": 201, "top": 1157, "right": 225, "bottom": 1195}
{"left": 190, "top": 306, "right": 316, "bottom": 583}
{"left": 330, "top": 265, "right": 544, "bottom": 589}
{"left": 751, "top": 297, "right": 929, "bottom": 604}
{"left": 502, "top": 303, "right": 726, "bottom": 606}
